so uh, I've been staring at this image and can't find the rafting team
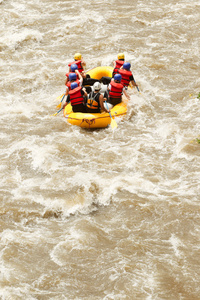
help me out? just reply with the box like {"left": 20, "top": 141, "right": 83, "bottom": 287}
{"left": 62, "top": 53, "right": 138, "bottom": 114}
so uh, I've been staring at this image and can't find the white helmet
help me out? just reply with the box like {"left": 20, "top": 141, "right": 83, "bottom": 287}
{"left": 93, "top": 82, "right": 101, "bottom": 91}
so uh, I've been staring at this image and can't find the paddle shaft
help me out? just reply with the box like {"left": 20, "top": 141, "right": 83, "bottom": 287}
{"left": 104, "top": 101, "right": 117, "bottom": 129}
{"left": 104, "top": 101, "right": 112, "bottom": 119}
{"left": 133, "top": 78, "right": 140, "bottom": 92}
{"left": 60, "top": 94, "right": 66, "bottom": 103}
{"left": 52, "top": 107, "right": 63, "bottom": 116}
{"left": 57, "top": 94, "right": 66, "bottom": 109}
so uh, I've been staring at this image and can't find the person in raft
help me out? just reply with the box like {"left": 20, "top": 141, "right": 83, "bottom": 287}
{"left": 100, "top": 52, "right": 125, "bottom": 85}
{"left": 86, "top": 82, "right": 110, "bottom": 114}
{"left": 68, "top": 53, "right": 86, "bottom": 75}
{"left": 105, "top": 74, "right": 130, "bottom": 107}
{"left": 65, "top": 72, "right": 83, "bottom": 96}
{"left": 112, "top": 53, "right": 125, "bottom": 77}
{"left": 117, "top": 62, "right": 138, "bottom": 89}
{"left": 62, "top": 82, "right": 87, "bottom": 113}
{"left": 65, "top": 63, "right": 81, "bottom": 86}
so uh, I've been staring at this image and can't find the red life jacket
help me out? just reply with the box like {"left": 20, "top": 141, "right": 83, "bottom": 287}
{"left": 68, "top": 60, "right": 84, "bottom": 72}
{"left": 109, "top": 81, "right": 124, "bottom": 98}
{"left": 66, "top": 79, "right": 80, "bottom": 91}
{"left": 113, "top": 60, "right": 124, "bottom": 76}
{"left": 69, "top": 86, "right": 84, "bottom": 106}
{"left": 65, "top": 72, "right": 79, "bottom": 80}
{"left": 118, "top": 69, "right": 133, "bottom": 87}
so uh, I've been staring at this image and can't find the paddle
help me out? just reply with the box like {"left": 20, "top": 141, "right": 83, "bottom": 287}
{"left": 51, "top": 107, "right": 63, "bottom": 116}
{"left": 133, "top": 78, "right": 140, "bottom": 93}
{"left": 104, "top": 101, "right": 117, "bottom": 129}
{"left": 57, "top": 94, "right": 66, "bottom": 109}
{"left": 56, "top": 94, "right": 64, "bottom": 100}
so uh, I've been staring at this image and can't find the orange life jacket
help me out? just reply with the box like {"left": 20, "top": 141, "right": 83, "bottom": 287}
{"left": 69, "top": 86, "right": 84, "bottom": 106}
{"left": 86, "top": 92, "right": 100, "bottom": 110}
{"left": 68, "top": 60, "right": 84, "bottom": 72}
{"left": 118, "top": 69, "right": 133, "bottom": 87}
{"left": 109, "top": 81, "right": 124, "bottom": 98}
{"left": 113, "top": 60, "right": 124, "bottom": 76}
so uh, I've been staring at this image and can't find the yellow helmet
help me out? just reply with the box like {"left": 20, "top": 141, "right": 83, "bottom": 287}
{"left": 117, "top": 53, "right": 125, "bottom": 60}
{"left": 74, "top": 53, "right": 82, "bottom": 60}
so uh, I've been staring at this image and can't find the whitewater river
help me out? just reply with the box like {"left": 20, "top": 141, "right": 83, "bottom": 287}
{"left": 1, "top": 0, "right": 200, "bottom": 299}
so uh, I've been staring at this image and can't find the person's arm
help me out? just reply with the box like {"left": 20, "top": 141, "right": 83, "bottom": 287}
{"left": 107, "top": 83, "right": 111, "bottom": 91}
{"left": 99, "top": 94, "right": 109, "bottom": 113}
{"left": 130, "top": 79, "right": 137, "bottom": 88}
{"left": 123, "top": 88, "right": 130, "bottom": 100}
{"left": 62, "top": 95, "right": 70, "bottom": 109}
{"left": 81, "top": 87, "right": 88, "bottom": 104}
{"left": 82, "top": 87, "right": 87, "bottom": 97}
{"left": 65, "top": 79, "right": 68, "bottom": 86}
{"left": 81, "top": 71, "right": 86, "bottom": 79}
{"left": 129, "top": 74, "right": 137, "bottom": 88}
{"left": 65, "top": 87, "right": 69, "bottom": 96}
{"left": 104, "top": 90, "right": 109, "bottom": 100}
{"left": 75, "top": 70, "right": 83, "bottom": 85}
{"left": 81, "top": 58, "right": 86, "bottom": 67}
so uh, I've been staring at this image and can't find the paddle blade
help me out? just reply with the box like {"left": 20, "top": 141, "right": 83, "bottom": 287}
{"left": 110, "top": 118, "right": 117, "bottom": 129}
{"left": 56, "top": 94, "right": 64, "bottom": 100}
{"left": 56, "top": 95, "right": 66, "bottom": 108}
{"left": 56, "top": 102, "right": 62, "bottom": 109}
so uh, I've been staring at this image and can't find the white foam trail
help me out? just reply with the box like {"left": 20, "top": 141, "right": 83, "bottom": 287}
{"left": 169, "top": 234, "right": 184, "bottom": 258}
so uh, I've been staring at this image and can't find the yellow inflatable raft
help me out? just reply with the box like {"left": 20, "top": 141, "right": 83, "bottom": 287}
{"left": 63, "top": 66, "right": 128, "bottom": 129}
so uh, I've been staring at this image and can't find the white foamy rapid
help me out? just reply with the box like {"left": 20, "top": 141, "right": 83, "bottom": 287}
{"left": 1, "top": 0, "right": 200, "bottom": 299}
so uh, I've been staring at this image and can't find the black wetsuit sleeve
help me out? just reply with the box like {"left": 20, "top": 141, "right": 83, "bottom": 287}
{"left": 104, "top": 90, "right": 109, "bottom": 100}
{"left": 66, "top": 95, "right": 70, "bottom": 103}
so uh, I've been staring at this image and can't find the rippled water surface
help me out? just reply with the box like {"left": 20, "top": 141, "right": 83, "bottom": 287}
{"left": 1, "top": 0, "right": 200, "bottom": 299}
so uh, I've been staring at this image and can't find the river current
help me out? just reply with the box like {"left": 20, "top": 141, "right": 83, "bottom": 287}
{"left": 1, "top": 0, "right": 200, "bottom": 299}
